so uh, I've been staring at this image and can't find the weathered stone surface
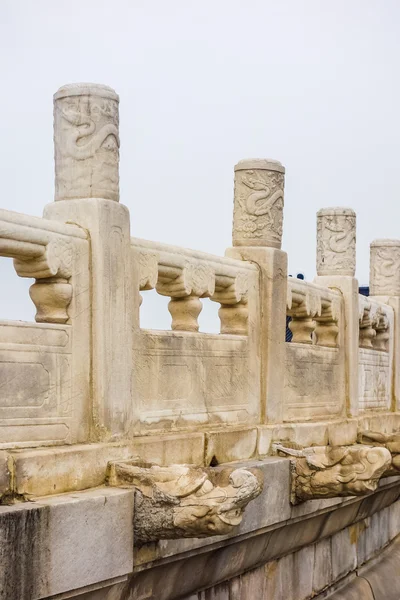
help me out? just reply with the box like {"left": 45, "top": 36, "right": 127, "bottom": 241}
{"left": 132, "top": 433, "right": 205, "bottom": 466}
{"left": 317, "top": 207, "right": 356, "bottom": 277}
{"left": 360, "top": 536, "right": 400, "bottom": 600}
{"left": 108, "top": 461, "right": 262, "bottom": 542}
{"left": 205, "top": 428, "right": 257, "bottom": 465}
{"left": 328, "top": 419, "right": 358, "bottom": 446}
{"left": 11, "top": 443, "right": 134, "bottom": 497}
{"left": 356, "top": 507, "right": 390, "bottom": 565}
{"left": 232, "top": 159, "right": 285, "bottom": 249}
{"left": 358, "top": 429, "right": 400, "bottom": 475}
{"left": 312, "top": 537, "right": 332, "bottom": 594}
{"left": 0, "top": 451, "right": 10, "bottom": 499}
{"left": 44, "top": 198, "right": 137, "bottom": 441}
{"left": 0, "top": 488, "right": 133, "bottom": 599}
{"left": 331, "top": 527, "right": 358, "bottom": 580}
{"left": 277, "top": 444, "right": 391, "bottom": 502}
{"left": 327, "top": 576, "right": 374, "bottom": 600}
{"left": 4, "top": 83, "right": 400, "bottom": 600}
{"left": 54, "top": 83, "right": 120, "bottom": 202}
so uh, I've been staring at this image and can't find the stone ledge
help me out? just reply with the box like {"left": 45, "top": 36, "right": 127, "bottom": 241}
{"left": 205, "top": 428, "right": 257, "bottom": 464}
{"left": 1, "top": 416, "right": 400, "bottom": 502}
{"left": 5, "top": 432, "right": 205, "bottom": 499}
{"left": 257, "top": 420, "right": 359, "bottom": 455}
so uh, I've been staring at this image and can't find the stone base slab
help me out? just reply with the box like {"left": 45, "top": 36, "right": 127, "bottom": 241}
{"left": 0, "top": 459, "right": 399, "bottom": 599}
{"left": 0, "top": 488, "right": 133, "bottom": 600}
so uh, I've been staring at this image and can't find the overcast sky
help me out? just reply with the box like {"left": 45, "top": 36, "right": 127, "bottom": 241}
{"left": 2, "top": 1, "right": 400, "bottom": 330}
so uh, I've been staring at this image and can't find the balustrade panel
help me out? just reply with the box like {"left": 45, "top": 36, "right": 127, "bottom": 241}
{"left": 284, "top": 278, "right": 346, "bottom": 422}
{"left": 131, "top": 238, "right": 260, "bottom": 432}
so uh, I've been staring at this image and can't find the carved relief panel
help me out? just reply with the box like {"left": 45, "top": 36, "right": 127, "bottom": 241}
{"left": 134, "top": 330, "right": 259, "bottom": 431}
{"left": 316, "top": 208, "right": 356, "bottom": 276}
{"left": 359, "top": 348, "right": 391, "bottom": 411}
{"left": 233, "top": 159, "right": 285, "bottom": 248}
{"left": 370, "top": 239, "right": 400, "bottom": 296}
{"left": 284, "top": 344, "right": 345, "bottom": 421}
{"left": 0, "top": 321, "right": 74, "bottom": 447}
{"left": 54, "top": 83, "right": 120, "bottom": 201}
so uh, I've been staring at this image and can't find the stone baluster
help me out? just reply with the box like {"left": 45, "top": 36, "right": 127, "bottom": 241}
{"left": 157, "top": 262, "right": 215, "bottom": 332}
{"left": 314, "top": 207, "right": 359, "bottom": 417}
{"left": 212, "top": 272, "right": 249, "bottom": 335}
{"left": 228, "top": 158, "right": 287, "bottom": 423}
{"left": 44, "top": 82, "right": 138, "bottom": 440}
{"left": 289, "top": 315, "right": 316, "bottom": 344}
{"left": 373, "top": 310, "right": 390, "bottom": 351}
{"left": 13, "top": 236, "right": 74, "bottom": 324}
{"left": 359, "top": 303, "right": 376, "bottom": 349}
{"left": 370, "top": 239, "right": 400, "bottom": 408}
{"left": 314, "top": 297, "right": 340, "bottom": 348}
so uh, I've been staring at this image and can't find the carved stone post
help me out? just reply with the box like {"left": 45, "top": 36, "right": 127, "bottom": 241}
{"left": 44, "top": 83, "right": 139, "bottom": 440}
{"left": 228, "top": 159, "right": 287, "bottom": 423}
{"left": 315, "top": 207, "right": 359, "bottom": 417}
{"left": 316, "top": 208, "right": 356, "bottom": 277}
{"left": 54, "top": 83, "right": 120, "bottom": 202}
{"left": 370, "top": 239, "right": 400, "bottom": 410}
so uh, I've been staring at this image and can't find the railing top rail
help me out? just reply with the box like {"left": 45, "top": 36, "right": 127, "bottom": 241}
{"left": 0, "top": 209, "right": 87, "bottom": 239}
{"left": 131, "top": 237, "right": 257, "bottom": 273}
{"left": 288, "top": 277, "right": 342, "bottom": 299}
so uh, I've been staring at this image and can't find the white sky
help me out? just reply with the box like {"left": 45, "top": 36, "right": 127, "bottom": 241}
{"left": 2, "top": 1, "right": 400, "bottom": 330}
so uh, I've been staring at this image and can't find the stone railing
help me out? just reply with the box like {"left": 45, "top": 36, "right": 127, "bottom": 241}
{"left": 132, "top": 237, "right": 256, "bottom": 334}
{"left": 0, "top": 208, "right": 90, "bottom": 447}
{"left": 358, "top": 294, "right": 393, "bottom": 412}
{"left": 131, "top": 237, "right": 261, "bottom": 431}
{"left": 287, "top": 277, "right": 342, "bottom": 347}
{"left": 285, "top": 278, "right": 345, "bottom": 422}
{"left": 2, "top": 81, "right": 400, "bottom": 600}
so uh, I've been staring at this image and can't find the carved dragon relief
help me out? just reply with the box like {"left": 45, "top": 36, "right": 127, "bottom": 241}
{"left": 275, "top": 444, "right": 391, "bottom": 504}
{"left": 317, "top": 211, "right": 356, "bottom": 275}
{"left": 234, "top": 169, "right": 284, "bottom": 244}
{"left": 57, "top": 96, "right": 120, "bottom": 161}
{"left": 54, "top": 85, "right": 120, "bottom": 201}
{"left": 358, "top": 431, "right": 400, "bottom": 476}
{"left": 370, "top": 243, "right": 400, "bottom": 296}
{"left": 107, "top": 461, "right": 263, "bottom": 543}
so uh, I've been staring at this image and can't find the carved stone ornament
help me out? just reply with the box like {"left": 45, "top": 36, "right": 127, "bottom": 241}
{"left": 138, "top": 250, "right": 159, "bottom": 291}
{"left": 233, "top": 159, "right": 285, "bottom": 249}
{"left": 317, "top": 208, "right": 356, "bottom": 276}
{"left": 370, "top": 239, "right": 400, "bottom": 296}
{"left": 54, "top": 83, "right": 120, "bottom": 201}
{"left": 358, "top": 431, "right": 400, "bottom": 476}
{"left": 107, "top": 461, "right": 263, "bottom": 543}
{"left": 14, "top": 237, "right": 73, "bottom": 280}
{"left": 275, "top": 444, "right": 391, "bottom": 504}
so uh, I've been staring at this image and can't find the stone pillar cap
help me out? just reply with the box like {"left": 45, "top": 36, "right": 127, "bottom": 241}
{"left": 371, "top": 239, "right": 400, "bottom": 247}
{"left": 54, "top": 83, "right": 119, "bottom": 101}
{"left": 234, "top": 159, "right": 285, "bottom": 173}
{"left": 317, "top": 207, "right": 356, "bottom": 217}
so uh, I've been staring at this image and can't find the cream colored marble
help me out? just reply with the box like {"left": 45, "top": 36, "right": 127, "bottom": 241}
{"left": 108, "top": 461, "right": 262, "bottom": 542}
{"left": 232, "top": 159, "right": 285, "bottom": 249}
{"left": 3, "top": 84, "right": 400, "bottom": 600}
{"left": 54, "top": 83, "right": 120, "bottom": 202}
{"left": 316, "top": 207, "right": 356, "bottom": 276}
{"left": 276, "top": 444, "right": 391, "bottom": 503}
